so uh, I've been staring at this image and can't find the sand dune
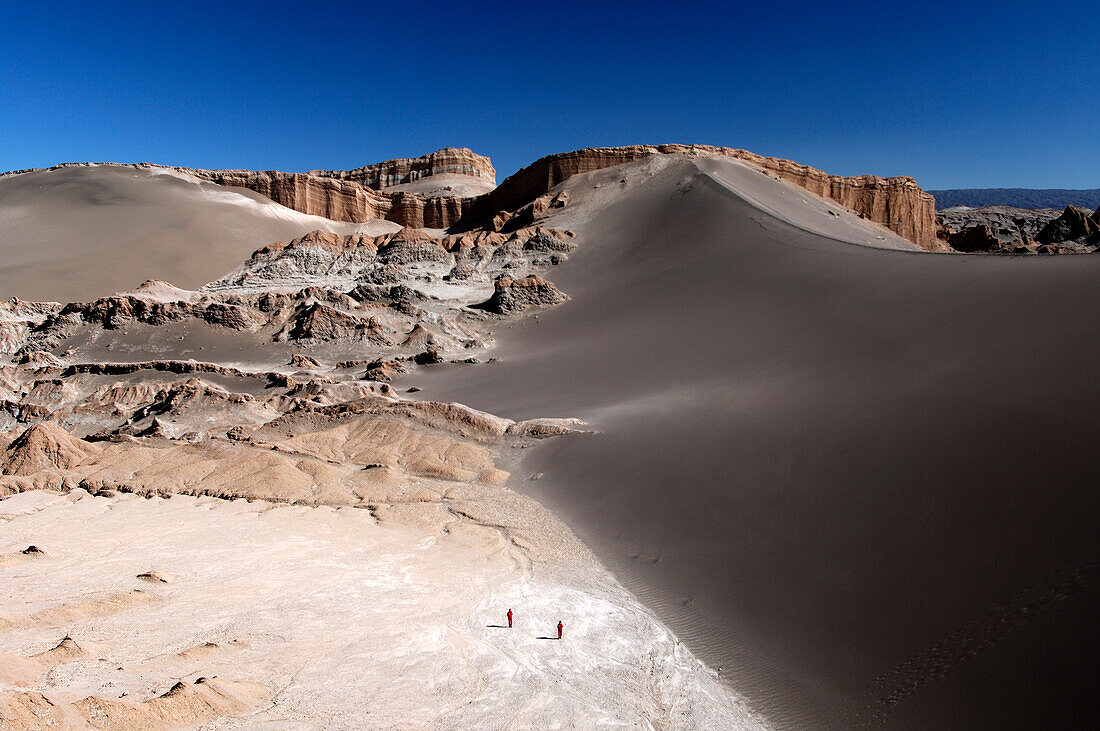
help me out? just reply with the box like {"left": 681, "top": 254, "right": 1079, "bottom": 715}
{"left": 406, "top": 152, "right": 1100, "bottom": 728}
{"left": 0, "top": 165, "right": 393, "bottom": 301}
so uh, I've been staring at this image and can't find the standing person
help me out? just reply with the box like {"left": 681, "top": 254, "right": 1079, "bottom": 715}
{"left": 507, "top": 609, "right": 513, "bottom": 628}
{"left": 557, "top": 620, "right": 563, "bottom": 640}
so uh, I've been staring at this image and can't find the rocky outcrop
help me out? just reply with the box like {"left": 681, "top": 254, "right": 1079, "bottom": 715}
{"left": 1, "top": 299, "right": 60, "bottom": 355}
{"left": 206, "top": 226, "right": 571, "bottom": 295}
{"left": 309, "top": 148, "right": 496, "bottom": 190}
{"left": 2, "top": 421, "right": 98, "bottom": 475}
{"left": 936, "top": 205, "right": 1099, "bottom": 254}
{"left": 943, "top": 224, "right": 1014, "bottom": 253}
{"left": 61, "top": 360, "right": 253, "bottom": 378}
{"left": 281, "top": 301, "right": 392, "bottom": 344}
{"left": 189, "top": 163, "right": 488, "bottom": 230}
{"left": 50, "top": 281, "right": 262, "bottom": 332}
{"left": 938, "top": 206, "right": 1060, "bottom": 252}
{"left": 475, "top": 274, "right": 568, "bottom": 315}
{"left": 184, "top": 149, "right": 490, "bottom": 229}
{"left": 1036, "top": 205, "right": 1100, "bottom": 245}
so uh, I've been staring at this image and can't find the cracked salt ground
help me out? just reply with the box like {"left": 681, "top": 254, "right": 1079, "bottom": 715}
{"left": 0, "top": 490, "right": 766, "bottom": 728}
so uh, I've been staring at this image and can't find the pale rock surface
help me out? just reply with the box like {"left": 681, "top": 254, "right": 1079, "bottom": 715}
{"left": 0, "top": 487, "right": 766, "bottom": 729}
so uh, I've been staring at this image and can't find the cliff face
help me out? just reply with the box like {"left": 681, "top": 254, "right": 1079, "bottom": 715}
{"left": 482, "top": 145, "right": 942, "bottom": 250}
{"left": 188, "top": 169, "right": 476, "bottom": 229}
{"left": 308, "top": 148, "right": 496, "bottom": 190}
{"left": 182, "top": 145, "right": 940, "bottom": 250}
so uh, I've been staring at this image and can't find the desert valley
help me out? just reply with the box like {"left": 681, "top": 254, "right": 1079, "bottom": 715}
{"left": 1, "top": 144, "right": 1097, "bottom": 729}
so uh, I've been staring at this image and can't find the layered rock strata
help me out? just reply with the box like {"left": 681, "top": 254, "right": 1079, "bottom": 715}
{"left": 309, "top": 147, "right": 496, "bottom": 189}
{"left": 189, "top": 168, "right": 471, "bottom": 229}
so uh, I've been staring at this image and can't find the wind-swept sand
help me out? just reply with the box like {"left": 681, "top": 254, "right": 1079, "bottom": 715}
{"left": 0, "top": 489, "right": 764, "bottom": 728}
{"left": 0, "top": 165, "right": 398, "bottom": 302}
{"left": 405, "top": 153, "right": 1100, "bottom": 728}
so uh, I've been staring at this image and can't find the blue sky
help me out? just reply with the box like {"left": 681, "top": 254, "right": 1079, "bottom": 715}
{"left": 1, "top": 1, "right": 1096, "bottom": 188}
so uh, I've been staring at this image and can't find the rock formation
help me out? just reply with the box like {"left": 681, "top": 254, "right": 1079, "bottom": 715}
{"left": 2, "top": 420, "right": 98, "bottom": 475}
{"left": 21, "top": 147, "right": 1099, "bottom": 254}
{"left": 309, "top": 148, "right": 496, "bottom": 190}
{"left": 942, "top": 224, "right": 1011, "bottom": 254}
{"left": 938, "top": 204, "right": 1100, "bottom": 254}
{"left": 1036, "top": 205, "right": 1100, "bottom": 246}
{"left": 938, "top": 206, "right": 1060, "bottom": 253}
{"left": 0, "top": 210, "right": 580, "bottom": 448}
{"left": 475, "top": 274, "right": 568, "bottom": 315}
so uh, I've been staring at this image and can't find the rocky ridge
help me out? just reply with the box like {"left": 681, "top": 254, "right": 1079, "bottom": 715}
{"left": 7, "top": 147, "right": 935, "bottom": 251}
{"left": 14, "top": 146, "right": 1095, "bottom": 255}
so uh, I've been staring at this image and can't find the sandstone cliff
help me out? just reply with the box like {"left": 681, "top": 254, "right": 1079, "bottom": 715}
{"left": 309, "top": 148, "right": 495, "bottom": 190}
{"left": 182, "top": 168, "right": 472, "bottom": 229}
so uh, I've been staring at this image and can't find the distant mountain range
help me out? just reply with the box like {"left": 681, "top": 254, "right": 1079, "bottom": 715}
{"left": 929, "top": 188, "right": 1100, "bottom": 210}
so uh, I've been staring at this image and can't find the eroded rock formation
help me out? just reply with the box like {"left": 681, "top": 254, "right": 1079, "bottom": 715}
{"left": 309, "top": 148, "right": 496, "bottom": 190}
{"left": 1, "top": 420, "right": 98, "bottom": 475}
{"left": 937, "top": 204, "right": 1100, "bottom": 254}
{"left": 1037, "top": 205, "right": 1100, "bottom": 246}
{"left": 475, "top": 274, "right": 568, "bottom": 315}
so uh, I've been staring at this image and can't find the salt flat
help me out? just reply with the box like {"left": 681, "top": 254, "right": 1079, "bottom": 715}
{"left": 0, "top": 489, "right": 763, "bottom": 729}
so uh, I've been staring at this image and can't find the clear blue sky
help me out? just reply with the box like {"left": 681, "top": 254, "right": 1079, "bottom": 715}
{"left": 1, "top": 0, "right": 1096, "bottom": 188}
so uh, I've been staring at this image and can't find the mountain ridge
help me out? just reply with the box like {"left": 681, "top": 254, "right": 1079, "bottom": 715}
{"left": 930, "top": 188, "right": 1100, "bottom": 209}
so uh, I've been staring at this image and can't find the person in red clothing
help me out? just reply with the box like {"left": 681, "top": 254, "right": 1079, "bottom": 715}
{"left": 507, "top": 609, "right": 513, "bottom": 628}
{"left": 557, "top": 620, "right": 563, "bottom": 640}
